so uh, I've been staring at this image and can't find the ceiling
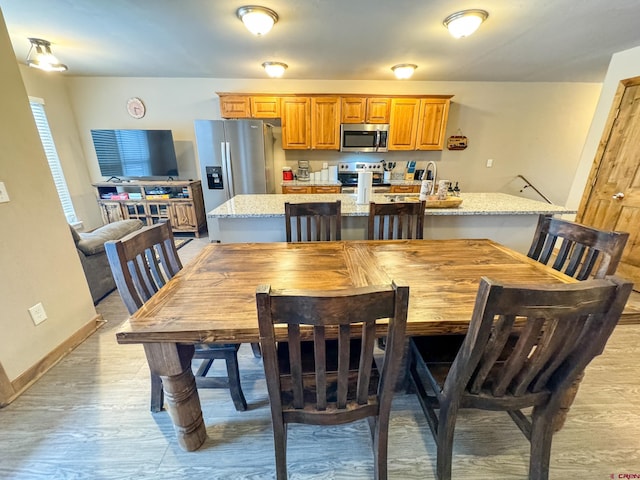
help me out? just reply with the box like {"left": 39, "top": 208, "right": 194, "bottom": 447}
{"left": 3, "top": 0, "right": 640, "bottom": 82}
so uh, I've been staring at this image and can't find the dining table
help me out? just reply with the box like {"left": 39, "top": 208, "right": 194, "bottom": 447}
{"left": 115, "top": 238, "right": 574, "bottom": 451}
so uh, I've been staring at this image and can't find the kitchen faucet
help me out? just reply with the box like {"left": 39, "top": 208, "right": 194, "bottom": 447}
{"left": 425, "top": 161, "right": 437, "bottom": 194}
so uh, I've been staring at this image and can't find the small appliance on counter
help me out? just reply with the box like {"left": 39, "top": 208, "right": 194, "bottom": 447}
{"left": 297, "top": 160, "right": 310, "bottom": 181}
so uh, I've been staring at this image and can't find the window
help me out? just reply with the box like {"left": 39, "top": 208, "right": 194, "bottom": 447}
{"left": 29, "top": 97, "right": 79, "bottom": 225}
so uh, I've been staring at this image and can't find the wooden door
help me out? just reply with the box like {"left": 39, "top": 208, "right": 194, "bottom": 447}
{"left": 341, "top": 97, "right": 366, "bottom": 123}
{"left": 219, "top": 95, "right": 251, "bottom": 118}
{"left": 366, "top": 97, "right": 391, "bottom": 124}
{"left": 416, "top": 98, "right": 450, "bottom": 150}
{"left": 281, "top": 97, "right": 311, "bottom": 149}
{"left": 577, "top": 76, "right": 640, "bottom": 287}
{"left": 250, "top": 96, "right": 280, "bottom": 118}
{"left": 388, "top": 98, "right": 420, "bottom": 150}
{"left": 311, "top": 96, "right": 340, "bottom": 149}
{"left": 171, "top": 202, "right": 196, "bottom": 229}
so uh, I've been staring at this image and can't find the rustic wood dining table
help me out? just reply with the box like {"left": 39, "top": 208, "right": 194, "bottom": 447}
{"left": 115, "top": 239, "right": 574, "bottom": 451}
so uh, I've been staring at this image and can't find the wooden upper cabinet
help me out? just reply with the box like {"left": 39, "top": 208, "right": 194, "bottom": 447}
{"left": 388, "top": 98, "right": 421, "bottom": 150}
{"left": 341, "top": 97, "right": 390, "bottom": 124}
{"left": 341, "top": 97, "right": 367, "bottom": 123}
{"left": 219, "top": 95, "right": 251, "bottom": 118}
{"left": 311, "top": 97, "right": 340, "bottom": 149}
{"left": 281, "top": 97, "right": 311, "bottom": 149}
{"left": 250, "top": 96, "right": 280, "bottom": 118}
{"left": 366, "top": 98, "right": 391, "bottom": 123}
{"left": 416, "top": 98, "right": 451, "bottom": 150}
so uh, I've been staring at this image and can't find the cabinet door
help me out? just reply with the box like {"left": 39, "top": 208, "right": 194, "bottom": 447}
{"left": 219, "top": 95, "right": 251, "bottom": 118}
{"left": 388, "top": 98, "right": 420, "bottom": 150}
{"left": 123, "top": 202, "right": 146, "bottom": 221}
{"left": 281, "top": 97, "right": 311, "bottom": 149}
{"left": 311, "top": 97, "right": 340, "bottom": 150}
{"left": 250, "top": 96, "right": 280, "bottom": 118}
{"left": 171, "top": 202, "right": 197, "bottom": 230}
{"left": 99, "top": 202, "right": 125, "bottom": 224}
{"left": 282, "top": 186, "right": 313, "bottom": 194}
{"left": 390, "top": 185, "right": 419, "bottom": 193}
{"left": 313, "top": 186, "right": 341, "bottom": 194}
{"left": 366, "top": 98, "right": 391, "bottom": 124}
{"left": 416, "top": 99, "right": 451, "bottom": 150}
{"left": 341, "top": 97, "right": 366, "bottom": 123}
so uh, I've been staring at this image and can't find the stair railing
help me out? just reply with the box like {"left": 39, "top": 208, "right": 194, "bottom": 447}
{"left": 516, "top": 174, "right": 552, "bottom": 204}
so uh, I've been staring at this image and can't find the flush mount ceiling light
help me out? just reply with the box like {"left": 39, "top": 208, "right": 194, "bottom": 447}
{"left": 237, "top": 6, "right": 279, "bottom": 36}
{"left": 26, "top": 37, "right": 68, "bottom": 72}
{"left": 443, "top": 9, "right": 488, "bottom": 38}
{"left": 262, "top": 61, "right": 288, "bottom": 78}
{"left": 391, "top": 64, "right": 417, "bottom": 80}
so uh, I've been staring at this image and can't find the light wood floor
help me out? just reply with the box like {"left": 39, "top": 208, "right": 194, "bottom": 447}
{"left": 1, "top": 237, "right": 640, "bottom": 479}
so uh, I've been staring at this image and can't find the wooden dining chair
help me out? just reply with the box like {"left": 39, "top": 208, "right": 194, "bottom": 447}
{"left": 105, "top": 220, "right": 247, "bottom": 413}
{"left": 368, "top": 201, "right": 426, "bottom": 240}
{"left": 527, "top": 214, "right": 629, "bottom": 280}
{"left": 256, "top": 281, "right": 409, "bottom": 480}
{"left": 408, "top": 276, "right": 632, "bottom": 480}
{"left": 284, "top": 200, "right": 342, "bottom": 242}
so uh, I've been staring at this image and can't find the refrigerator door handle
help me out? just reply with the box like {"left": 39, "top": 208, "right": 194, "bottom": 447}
{"left": 224, "top": 141, "right": 235, "bottom": 198}
{"left": 220, "top": 142, "right": 230, "bottom": 200}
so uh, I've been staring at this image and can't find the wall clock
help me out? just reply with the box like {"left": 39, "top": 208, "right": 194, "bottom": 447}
{"left": 126, "top": 97, "right": 146, "bottom": 119}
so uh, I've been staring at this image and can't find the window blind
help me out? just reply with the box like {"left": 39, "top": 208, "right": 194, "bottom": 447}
{"left": 29, "top": 99, "right": 79, "bottom": 224}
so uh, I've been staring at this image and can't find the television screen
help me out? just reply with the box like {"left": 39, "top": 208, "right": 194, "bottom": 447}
{"left": 91, "top": 129, "right": 179, "bottom": 179}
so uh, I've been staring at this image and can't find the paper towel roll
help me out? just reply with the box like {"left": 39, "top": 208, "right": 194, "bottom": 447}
{"left": 329, "top": 165, "right": 338, "bottom": 182}
{"left": 356, "top": 171, "right": 373, "bottom": 205}
{"left": 321, "top": 168, "right": 329, "bottom": 181}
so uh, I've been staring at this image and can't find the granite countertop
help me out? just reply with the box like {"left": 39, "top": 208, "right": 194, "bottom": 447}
{"left": 208, "top": 192, "right": 576, "bottom": 218}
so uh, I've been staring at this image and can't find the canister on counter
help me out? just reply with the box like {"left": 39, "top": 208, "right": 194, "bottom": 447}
{"left": 419, "top": 180, "right": 433, "bottom": 201}
{"left": 437, "top": 180, "right": 451, "bottom": 200}
{"left": 282, "top": 166, "right": 294, "bottom": 181}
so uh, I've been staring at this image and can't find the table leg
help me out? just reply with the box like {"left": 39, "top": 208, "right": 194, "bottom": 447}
{"left": 143, "top": 343, "right": 207, "bottom": 451}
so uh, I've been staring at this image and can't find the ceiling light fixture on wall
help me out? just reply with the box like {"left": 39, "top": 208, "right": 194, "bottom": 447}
{"left": 391, "top": 64, "right": 417, "bottom": 80}
{"left": 26, "top": 38, "right": 68, "bottom": 72}
{"left": 237, "top": 6, "right": 279, "bottom": 36}
{"left": 443, "top": 9, "right": 488, "bottom": 38}
{"left": 262, "top": 61, "right": 288, "bottom": 78}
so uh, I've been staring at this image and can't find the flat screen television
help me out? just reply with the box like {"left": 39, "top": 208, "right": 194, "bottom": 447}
{"left": 91, "top": 129, "right": 179, "bottom": 179}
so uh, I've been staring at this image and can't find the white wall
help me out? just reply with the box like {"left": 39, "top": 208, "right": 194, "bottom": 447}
{"left": 64, "top": 78, "right": 601, "bottom": 230}
{"left": 0, "top": 9, "right": 96, "bottom": 383}
{"left": 566, "top": 45, "right": 640, "bottom": 212}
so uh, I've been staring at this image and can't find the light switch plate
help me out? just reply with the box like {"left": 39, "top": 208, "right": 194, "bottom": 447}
{"left": 0, "top": 181, "right": 9, "bottom": 203}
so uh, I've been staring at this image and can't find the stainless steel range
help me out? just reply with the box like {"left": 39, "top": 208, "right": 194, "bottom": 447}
{"left": 337, "top": 161, "right": 388, "bottom": 186}
{"left": 338, "top": 161, "right": 391, "bottom": 194}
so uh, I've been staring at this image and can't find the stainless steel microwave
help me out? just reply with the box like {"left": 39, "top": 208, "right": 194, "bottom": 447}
{"left": 340, "top": 123, "right": 389, "bottom": 153}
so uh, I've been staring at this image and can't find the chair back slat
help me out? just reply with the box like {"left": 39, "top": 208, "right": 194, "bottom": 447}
{"left": 287, "top": 324, "right": 304, "bottom": 409}
{"left": 285, "top": 201, "right": 342, "bottom": 242}
{"left": 105, "top": 221, "right": 182, "bottom": 315}
{"left": 256, "top": 282, "right": 409, "bottom": 421}
{"left": 469, "top": 314, "right": 516, "bottom": 393}
{"left": 528, "top": 215, "right": 629, "bottom": 280}
{"left": 314, "top": 326, "right": 327, "bottom": 410}
{"left": 357, "top": 321, "right": 376, "bottom": 405}
{"left": 368, "top": 201, "right": 426, "bottom": 240}
{"left": 453, "top": 277, "right": 632, "bottom": 404}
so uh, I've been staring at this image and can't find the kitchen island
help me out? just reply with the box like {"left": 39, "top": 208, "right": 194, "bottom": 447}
{"left": 207, "top": 192, "right": 576, "bottom": 253}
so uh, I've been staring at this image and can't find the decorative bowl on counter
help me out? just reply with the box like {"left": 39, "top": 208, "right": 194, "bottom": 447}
{"left": 384, "top": 194, "right": 463, "bottom": 208}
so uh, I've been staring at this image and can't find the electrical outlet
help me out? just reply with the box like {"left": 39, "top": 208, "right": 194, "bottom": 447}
{"left": 486, "top": 159, "right": 494, "bottom": 168}
{"left": 28, "top": 303, "right": 48, "bottom": 325}
{"left": 0, "top": 181, "right": 9, "bottom": 203}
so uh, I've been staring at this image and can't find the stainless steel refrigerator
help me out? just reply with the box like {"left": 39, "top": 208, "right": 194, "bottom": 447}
{"left": 194, "top": 119, "right": 276, "bottom": 240}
